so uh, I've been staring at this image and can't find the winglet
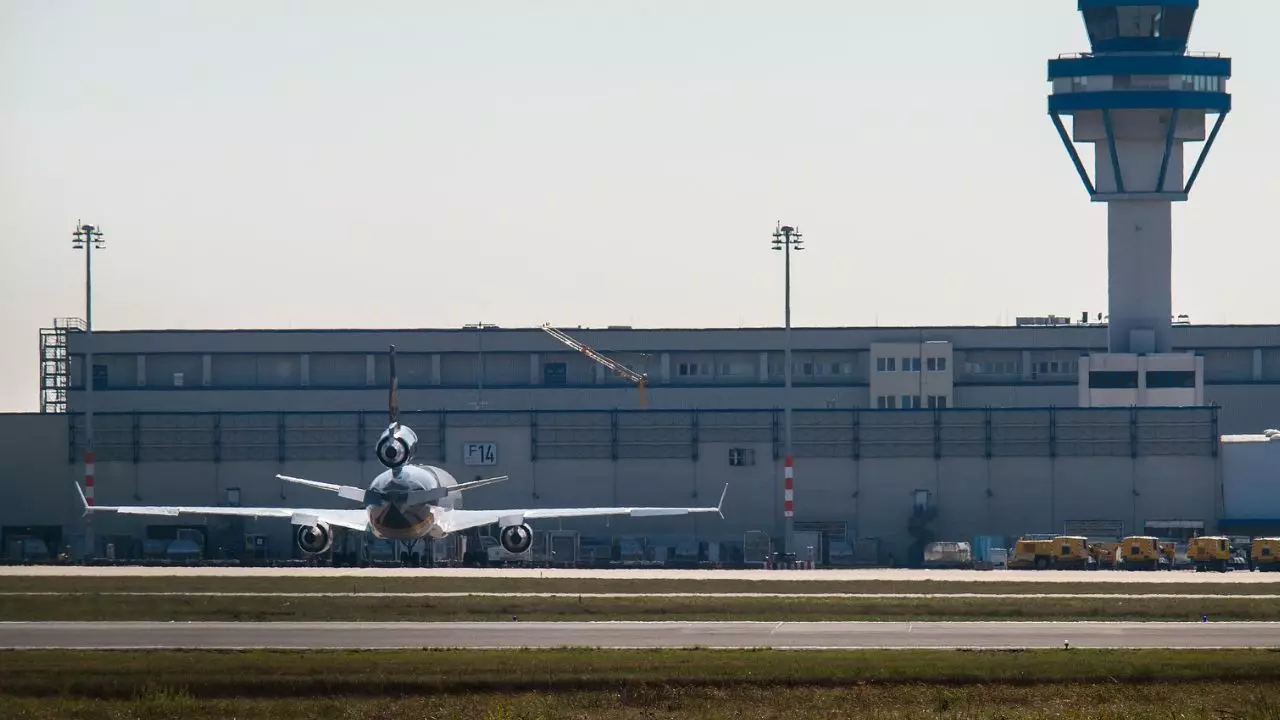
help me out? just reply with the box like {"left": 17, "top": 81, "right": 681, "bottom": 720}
{"left": 73, "top": 482, "right": 91, "bottom": 515}
{"left": 716, "top": 482, "right": 729, "bottom": 519}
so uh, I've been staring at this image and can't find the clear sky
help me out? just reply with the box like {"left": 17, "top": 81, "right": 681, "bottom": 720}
{"left": 0, "top": 1, "right": 1273, "bottom": 412}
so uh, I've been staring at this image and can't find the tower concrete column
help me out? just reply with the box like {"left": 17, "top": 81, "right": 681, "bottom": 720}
{"left": 1107, "top": 200, "right": 1172, "bottom": 354}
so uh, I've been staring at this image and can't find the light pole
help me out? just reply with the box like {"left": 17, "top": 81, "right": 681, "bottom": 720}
{"left": 464, "top": 322, "right": 497, "bottom": 409}
{"left": 772, "top": 222, "right": 803, "bottom": 556}
{"left": 73, "top": 221, "right": 104, "bottom": 559}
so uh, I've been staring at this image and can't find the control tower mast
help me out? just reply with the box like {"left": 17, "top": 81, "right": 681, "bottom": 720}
{"left": 1048, "top": 1, "right": 1230, "bottom": 407}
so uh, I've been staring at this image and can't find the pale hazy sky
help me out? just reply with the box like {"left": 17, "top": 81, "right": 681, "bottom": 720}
{"left": 1, "top": 1, "right": 1274, "bottom": 412}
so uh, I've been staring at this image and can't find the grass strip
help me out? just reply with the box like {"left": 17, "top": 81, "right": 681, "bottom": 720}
{"left": 2, "top": 647, "right": 1280, "bottom": 697}
{"left": 1, "top": 593, "right": 1278, "bottom": 621}
{"left": 5, "top": 649, "right": 1280, "bottom": 719}
{"left": 7, "top": 683, "right": 1280, "bottom": 720}
{"left": 1, "top": 576, "right": 1276, "bottom": 596}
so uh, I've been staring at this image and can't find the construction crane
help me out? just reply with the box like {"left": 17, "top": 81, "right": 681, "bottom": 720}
{"left": 540, "top": 323, "right": 648, "bottom": 409}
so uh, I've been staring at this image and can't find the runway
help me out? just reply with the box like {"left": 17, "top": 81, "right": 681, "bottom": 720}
{"left": 3, "top": 565, "right": 1278, "bottom": 583}
{"left": 4, "top": 620, "right": 1279, "bottom": 649}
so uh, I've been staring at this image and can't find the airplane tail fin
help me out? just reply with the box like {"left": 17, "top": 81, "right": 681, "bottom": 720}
{"left": 388, "top": 344, "right": 400, "bottom": 429}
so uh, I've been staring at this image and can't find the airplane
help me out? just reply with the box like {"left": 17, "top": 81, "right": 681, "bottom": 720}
{"left": 74, "top": 344, "right": 728, "bottom": 562}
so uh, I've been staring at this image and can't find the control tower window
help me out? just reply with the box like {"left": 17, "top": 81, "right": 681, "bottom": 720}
{"left": 1159, "top": 6, "right": 1194, "bottom": 39}
{"left": 1083, "top": 7, "right": 1120, "bottom": 42}
{"left": 1086, "top": 5, "right": 1192, "bottom": 43}
{"left": 1116, "top": 6, "right": 1163, "bottom": 38}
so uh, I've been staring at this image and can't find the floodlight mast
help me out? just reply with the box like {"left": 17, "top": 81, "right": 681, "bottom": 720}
{"left": 72, "top": 221, "right": 105, "bottom": 559}
{"left": 540, "top": 323, "right": 647, "bottom": 410}
{"left": 771, "top": 222, "right": 803, "bottom": 557}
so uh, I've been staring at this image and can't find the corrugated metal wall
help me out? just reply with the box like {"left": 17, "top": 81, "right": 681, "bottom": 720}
{"left": 309, "top": 354, "right": 366, "bottom": 387}
{"left": 0, "top": 407, "right": 1225, "bottom": 561}
{"left": 1203, "top": 349, "right": 1253, "bottom": 382}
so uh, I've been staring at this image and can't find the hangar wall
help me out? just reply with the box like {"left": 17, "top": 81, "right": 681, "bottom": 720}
{"left": 1221, "top": 433, "right": 1280, "bottom": 524}
{"left": 0, "top": 407, "right": 1222, "bottom": 561}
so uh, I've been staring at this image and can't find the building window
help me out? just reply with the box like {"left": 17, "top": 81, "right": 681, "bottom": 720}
{"left": 1147, "top": 370, "right": 1196, "bottom": 389}
{"left": 1089, "top": 370, "right": 1138, "bottom": 389}
{"left": 927, "top": 395, "right": 948, "bottom": 409}
{"left": 901, "top": 357, "right": 921, "bottom": 372}
{"left": 876, "top": 357, "right": 896, "bottom": 372}
{"left": 901, "top": 395, "right": 921, "bottom": 409}
{"left": 927, "top": 357, "right": 947, "bottom": 372}
{"left": 543, "top": 363, "right": 567, "bottom": 386}
{"left": 967, "top": 360, "right": 1020, "bottom": 375}
{"left": 678, "top": 362, "right": 707, "bottom": 377}
{"left": 729, "top": 448, "right": 755, "bottom": 466}
{"left": 877, "top": 395, "right": 896, "bottom": 409}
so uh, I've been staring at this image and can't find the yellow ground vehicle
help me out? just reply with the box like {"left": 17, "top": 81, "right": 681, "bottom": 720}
{"left": 1008, "top": 539, "right": 1053, "bottom": 569}
{"left": 1009, "top": 536, "right": 1091, "bottom": 570}
{"left": 1089, "top": 542, "right": 1119, "bottom": 569}
{"left": 1118, "top": 535, "right": 1164, "bottom": 571}
{"left": 1188, "top": 536, "right": 1232, "bottom": 572}
{"left": 1252, "top": 537, "right": 1280, "bottom": 572}
{"left": 1052, "top": 536, "right": 1091, "bottom": 570}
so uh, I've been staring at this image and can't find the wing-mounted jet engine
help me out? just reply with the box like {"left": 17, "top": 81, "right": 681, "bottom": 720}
{"left": 295, "top": 521, "right": 334, "bottom": 555}
{"left": 499, "top": 522, "right": 534, "bottom": 554}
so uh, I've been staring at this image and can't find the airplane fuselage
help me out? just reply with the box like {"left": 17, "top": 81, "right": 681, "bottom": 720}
{"left": 365, "top": 463, "right": 460, "bottom": 541}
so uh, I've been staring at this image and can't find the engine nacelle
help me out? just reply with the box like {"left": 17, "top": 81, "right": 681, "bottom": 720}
{"left": 295, "top": 522, "right": 334, "bottom": 555}
{"left": 375, "top": 424, "right": 419, "bottom": 468}
{"left": 499, "top": 523, "right": 534, "bottom": 554}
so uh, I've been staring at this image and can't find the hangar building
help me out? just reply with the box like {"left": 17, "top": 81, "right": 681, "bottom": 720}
{"left": 2, "top": 320, "right": 1270, "bottom": 565}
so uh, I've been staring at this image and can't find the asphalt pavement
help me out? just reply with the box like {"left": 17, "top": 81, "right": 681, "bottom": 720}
{"left": 3, "top": 620, "right": 1278, "bottom": 649}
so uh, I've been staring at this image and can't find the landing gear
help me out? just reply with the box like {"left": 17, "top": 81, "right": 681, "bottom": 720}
{"left": 398, "top": 539, "right": 424, "bottom": 567}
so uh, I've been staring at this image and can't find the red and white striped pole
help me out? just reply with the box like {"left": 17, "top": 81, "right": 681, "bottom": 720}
{"left": 783, "top": 455, "right": 794, "bottom": 519}
{"left": 84, "top": 450, "right": 95, "bottom": 507}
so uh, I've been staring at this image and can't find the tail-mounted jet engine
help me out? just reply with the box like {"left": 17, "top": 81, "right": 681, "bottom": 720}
{"left": 499, "top": 523, "right": 534, "bottom": 554}
{"left": 295, "top": 522, "right": 334, "bottom": 555}
{"left": 375, "top": 424, "right": 419, "bottom": 469}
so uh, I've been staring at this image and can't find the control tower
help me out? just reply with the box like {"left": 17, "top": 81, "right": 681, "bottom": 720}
{"left": 1048, "top": 1, "right": 1230, "bottom": 407}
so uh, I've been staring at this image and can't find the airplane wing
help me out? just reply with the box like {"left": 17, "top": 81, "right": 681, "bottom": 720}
{"left": 73, "top": 483, "right": 370, "bottom": 532}
{"left": 435, "top": 483, "right": 729, "bottom": 534}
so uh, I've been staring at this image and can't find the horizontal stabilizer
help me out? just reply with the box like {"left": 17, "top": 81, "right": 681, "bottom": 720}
{"left": 448, "top": 475, "right": 510, "bottom": 494}
{"left": 277, "top": 474, "right": 373, "bottom": 504}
